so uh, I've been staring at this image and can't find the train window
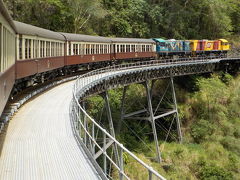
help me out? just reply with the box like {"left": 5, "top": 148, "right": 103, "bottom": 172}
{"left": 29, "top": 40, "right": 31, "bottom": 58}
{"left": 35, "top": 40, "right": 39, "bottom": 58}
{"left": 82, "top": 44, "right": 86, "bottom": 55}
{"left": 19, "top": 37, "right": 22, "bottom": 59}
{"left": 139, "top": 45, "right": 142, "bottom": 52}
{"left": 91, "top": 44, "right": 94, "bottom": 54}
{"left": 0, "top": 24, "right": 2, "bottom": 71}
{"left": 131, "top": 45, "right": 135, "bottom": 52}
{"left": 120, "top": 45, "right": 124, "bottom": 53}
{"left": 2, "top": 28, "right": 5, "bottom": 70}
{"left": 103, "top": 44, "right": 107, "bottom": 54}
{"left": 73, "top": 44, "right": 77, "bottom": 55}
{"left": 40, "top": 41, "right": 43, "bottom": 58}
{"left": 58, "top": 43, "right": 60, "bottom": 56}
{"left": 25, "top": 39, "right": 28, "bottom": 59}
{"left": 60, "top": 43, "right": 62, "bottom": 56}
{"left": 79, "top": 44, "right": 81, "bottom": 55}
{"left": 57, "top": 43, "right": 60, "bottom": 56}
{"left": 32, "top": 40, "right": 35, "bottom": 58}
{"left": 77, "top": 44, "right": 79, "bottom": 55}
{"left": 51, "top": 42, "right": 54, "bottom": 57}
{"left": 142, "top": 45, "right": 146, "bottom": 52}
{"left": 116, "top": 45, "right": 120, "bottom": 53}
{"left": 58, "top": 43, "right": 61, "bottom": 56}
{"left": 56, "top": 42, "right": 58, "bottom": 56}
{"left": 0, "top": 23, "right": 1, "bottom": 72}
{"left": 46, "top": 42, "right": 50, "bottom": 57}
{"left": 159, "top": 42, "right": 166, "bottom": 46}
{"left": 126, "top": 45, "right": 130, "bottom": 52}
{"left": 96, "top": 44, "right": 99, "bottom": 54}
{"left": 86, "top": 44, "right": 90, "bottom": 54}
{"left": 68, "top": 42, "right": 71, "bottom": 55}
{"left": 99, "top": 44, "right": 102, "bottom": 54}
{"left": 146, "top": 45, "right": 148, "bottom": 52}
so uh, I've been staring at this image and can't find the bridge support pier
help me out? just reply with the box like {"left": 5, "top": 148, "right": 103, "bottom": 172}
{"left": 102, "top": 91, "right": 120, "bottom": 166}
{"left": 119, "top": 77, "right": 182, "bottom": 163}
{"left": 145, "top": 80, "right": 162, "bottom": 163}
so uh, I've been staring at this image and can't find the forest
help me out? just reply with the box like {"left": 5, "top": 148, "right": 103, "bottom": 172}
{"left": 4, "top": 0, "right": 240, "bottom": 40}
{"left": 4, "top": 0, "right": 240, "bottom": 179}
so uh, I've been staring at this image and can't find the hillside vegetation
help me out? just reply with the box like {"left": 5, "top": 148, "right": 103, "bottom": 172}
{"left": 87, "top": 73, "right": 240, "bottom": 179}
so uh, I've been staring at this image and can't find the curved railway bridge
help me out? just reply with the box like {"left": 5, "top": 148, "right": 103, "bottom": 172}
{"left": 1, "top": 57, "right": 240, "bottom": 180}
{"left": 70, "top": 57, "right": 240, "bottom": 179}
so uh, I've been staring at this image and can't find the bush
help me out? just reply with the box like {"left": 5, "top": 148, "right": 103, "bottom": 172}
{"left": 198, "top": 164, "right": 233, "bottom": 180}
{"left": 220, "top": 136, "right": 240, "bottom": 156}
{"left": 190, "top": 120, "right": 215, "bottom": 143}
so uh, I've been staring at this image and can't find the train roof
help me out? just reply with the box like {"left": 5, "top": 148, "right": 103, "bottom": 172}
{"left": 61, "top": 33, "right": 154, "bottom": 43}
{"left": 152, "top": 38, "right": 165, "bottom": 42}
{"left": 61, "top": 32, "right": 111, "bottom": 43}
{"left": 219, "top": 39, "right": 228, "bottom": 43}
{"left": 0, "top": 0, "right": 16, "bottom": 31}
{"left": 111, "top": 37, "right": 155, "bottom": 43}
{"left": 14, "top": 21, "right": 65, "bottom": 41}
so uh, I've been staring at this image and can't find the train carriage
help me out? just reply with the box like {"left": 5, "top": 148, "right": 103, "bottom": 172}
{"left": 190, "top": 39, "right": 230, "bottom": 56}
{"left": 111, "top": 38, "right": 156, "bottom": 60}
{"left": 0, "top": 1, "right": 16, "bottom": 116}
{"left": 153, "top": 38, "right": 191, "bottom": 58}
{"left": 14, "top": 21, "right": 65, "bottom": 81}
{"left": 61, "top": 33, "right": 112, "bottom": 68}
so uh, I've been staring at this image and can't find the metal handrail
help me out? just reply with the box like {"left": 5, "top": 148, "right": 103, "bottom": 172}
{"left": 71, "top": 57, "right": 228, "bottom": 179}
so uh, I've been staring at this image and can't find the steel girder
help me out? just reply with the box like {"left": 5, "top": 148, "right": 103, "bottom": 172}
{"left": 77, "top": 62, "right": 216, "bottom": 101}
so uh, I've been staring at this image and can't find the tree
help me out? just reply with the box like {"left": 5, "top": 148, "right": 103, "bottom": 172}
{"left": 67, "top": 0, "right": 107, "bottom": 34}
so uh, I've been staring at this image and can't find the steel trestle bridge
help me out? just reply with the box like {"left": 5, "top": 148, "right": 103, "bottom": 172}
{"left": 71, "top": 57, "right": 240, "bottom": 179}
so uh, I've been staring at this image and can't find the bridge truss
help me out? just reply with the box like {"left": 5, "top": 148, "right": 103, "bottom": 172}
{"left": 70, "top": 57, "right": 240, "bottom": 179}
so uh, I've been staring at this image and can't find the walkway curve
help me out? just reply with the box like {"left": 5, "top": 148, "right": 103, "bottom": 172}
{"left": 0, "top": 81, "right": 101, "bottom": 180}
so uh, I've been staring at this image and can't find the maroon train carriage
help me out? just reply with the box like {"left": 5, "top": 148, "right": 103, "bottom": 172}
{"left": 111, "top": 37, "right": 156, "bottom": 61}
{"left": 61, "top": 32, "right": 112, "bottom": 70}
{"left": 0, "top": 1, "right": 17, "bottom": 117}
{"left": 14, "top": 21, "right": 66, "bottom": 87}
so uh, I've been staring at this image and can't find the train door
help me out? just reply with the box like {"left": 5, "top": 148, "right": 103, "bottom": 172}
{"left": 110, "top": 43, "right": 116, "bottom": 61}
{"left": 213, "top": 40, "right": 220, "bottom": 50}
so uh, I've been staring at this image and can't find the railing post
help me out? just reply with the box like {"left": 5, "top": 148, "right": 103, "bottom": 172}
{"left": 149, "top": 170, "right": 152, "bottom": 180}
{"left": 103, "top": 132, "right": 107, "bottom": 175}
{"left": 92, "top": 124, "right": 95, "bottom": 155}
{"left": 119, "top": 145, "right": 124, "bottom": 180}
{"left": 83, "top": 102, "right": 87, "bottom": 145}
{"left": 78, "top": 106, "right": 82, "bottom": 138}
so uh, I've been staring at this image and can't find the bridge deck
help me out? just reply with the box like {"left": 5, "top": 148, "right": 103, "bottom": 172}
{"left": 0, "top": 81, "right": 101, "bottom": 180}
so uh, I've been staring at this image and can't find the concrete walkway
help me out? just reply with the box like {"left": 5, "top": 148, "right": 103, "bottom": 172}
{"left": 0, "top": 81, "right": 101, "bottom": 180}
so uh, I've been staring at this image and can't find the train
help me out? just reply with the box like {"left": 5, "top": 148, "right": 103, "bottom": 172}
{"left": 0, "top": 0, "right": 230, "bottom": 117}
{"left": 153, "top": 39, "right": 230, "bottom": 58}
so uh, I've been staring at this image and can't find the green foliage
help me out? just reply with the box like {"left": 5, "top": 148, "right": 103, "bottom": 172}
{"left": 198, "top": 164, "right": 233, "bottom": 180}
{"left": 220, "top": 136, "right": 240, "bottom": 156}
{"left": 4, "top": 0, "right": 240, "bottom": 38}
{"left": 191, "top": 120, "right": 215, "bottom": 143}
{"left": 85, "top": 74, "right": 240, "bottom": 179}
